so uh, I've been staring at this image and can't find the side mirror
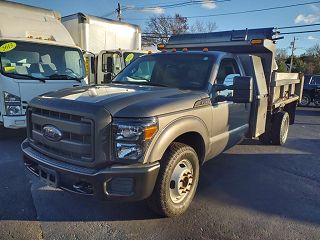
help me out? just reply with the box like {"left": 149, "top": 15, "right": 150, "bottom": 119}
{"left": 233, "top": 76, "right": 253, "bottom": 103}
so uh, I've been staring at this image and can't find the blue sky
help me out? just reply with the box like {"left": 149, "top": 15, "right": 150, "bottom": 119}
{"left": 10, "top": 0, "right": 320, "bottom": 55}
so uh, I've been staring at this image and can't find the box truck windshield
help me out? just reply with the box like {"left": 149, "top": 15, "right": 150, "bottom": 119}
{"left": 0, "top": 41, "right": 85, "bottom": 81}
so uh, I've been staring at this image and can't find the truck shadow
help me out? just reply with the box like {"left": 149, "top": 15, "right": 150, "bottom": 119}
{"left": 1, "top": 131, "right": 320, "bottom": 224}
{"left": 197, "top": 138, "right": 320, "bottom": 225}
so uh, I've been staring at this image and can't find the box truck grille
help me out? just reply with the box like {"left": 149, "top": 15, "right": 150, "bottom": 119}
{"left": 28, "top": 107, "right": 94, "bottom": 163}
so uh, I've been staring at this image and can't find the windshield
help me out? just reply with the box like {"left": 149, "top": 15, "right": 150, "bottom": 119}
{"left": 0, "top": 41, "right": 85, "bottom": 80}
{"left": 113, "top": 53, "right": 214, "bottom": 90}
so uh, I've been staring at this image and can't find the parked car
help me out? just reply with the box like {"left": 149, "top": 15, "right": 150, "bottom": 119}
{"left": 300, "top": 75, "right": 320, "bottom": 106}
{"left": 21, "top": 28, "right": 304, "bottom": 217}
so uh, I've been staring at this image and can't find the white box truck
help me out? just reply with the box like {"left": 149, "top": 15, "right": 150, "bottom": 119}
{"left": 0, "top": 1, "right": 87, "bottom": 131}
{"left": 62, "top": 13, "right": 148, "bottom": 84}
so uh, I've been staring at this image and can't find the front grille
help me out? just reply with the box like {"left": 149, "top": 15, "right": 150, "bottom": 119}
{"left": 28, "top": 107, "right": 94, "bottom": 163}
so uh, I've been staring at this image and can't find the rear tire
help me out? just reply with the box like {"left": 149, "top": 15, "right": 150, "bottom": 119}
{"left": 271, "top": 111, "right": 290, "bottom": 145}
{"left": 259, "top": 131, "right": 272, "bottom": 144}
{"left": 147, "top": 142, "right": 199, "bottom": 217}
{"left": 299, "top": 94, "right": 311, "bottom": 107}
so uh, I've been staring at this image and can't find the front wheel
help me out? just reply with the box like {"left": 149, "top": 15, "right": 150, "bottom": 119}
{"left": 314, "top": 97, "right": 320, "bottom": 107}
{"left": 147, "top": 142, "right": 199, "bottom": 217}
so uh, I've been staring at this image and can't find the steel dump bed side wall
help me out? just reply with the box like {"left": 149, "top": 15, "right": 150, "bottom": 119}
{"left": 270, "top": 72, "right": 304, "bottom": 110}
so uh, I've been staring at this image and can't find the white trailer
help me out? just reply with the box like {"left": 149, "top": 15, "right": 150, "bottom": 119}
{"left": 62, "top": 13, "right": 148, "bottom": 84}
{"left": 0, "top": 1, "right": 87, "bottom": 131}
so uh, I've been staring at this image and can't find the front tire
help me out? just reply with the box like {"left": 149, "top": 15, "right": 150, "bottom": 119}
{"left": 271, "top": 111, "right": 290, "bottom": 145}
{"left": 147, "top": 142, "right": 199, "bottom": 217}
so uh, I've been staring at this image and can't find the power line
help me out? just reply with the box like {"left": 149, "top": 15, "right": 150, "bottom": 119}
{"left": 126, "top": 0, "right": 320, "bottom": 20}
{"left": 123, "top": 0, "right": 230, "bottom": 11}
{"left": 281, "top": 29, "right": 320, "bottom": 35}
{"left": 278, "top": 23, "right": 320, "bottom": 30}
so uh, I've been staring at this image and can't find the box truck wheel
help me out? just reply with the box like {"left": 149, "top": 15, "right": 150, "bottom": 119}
{"left": 147, "top": 142, "right": 199, "bottom": 217}
{"left": 271, "top": 111, "right": 290, "bottom": 145}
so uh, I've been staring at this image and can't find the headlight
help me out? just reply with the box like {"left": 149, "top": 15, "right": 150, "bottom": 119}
{"left": 113, "top": 118, "right": 158, "bottom": 160}
{"left": 3, "top": 92, "right": 22, "bottom": 116}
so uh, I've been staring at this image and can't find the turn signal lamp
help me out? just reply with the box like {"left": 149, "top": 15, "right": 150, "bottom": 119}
{"left": 148, "top": 51, "right": 152, "bottom": 54}
{"left": 144, "top": 126, "right": 158, "bottom": 141}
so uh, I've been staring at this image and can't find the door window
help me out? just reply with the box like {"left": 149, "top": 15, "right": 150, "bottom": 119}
{"left": 213, "top": 58, "right": 240, "bottom": 102}
{"left": 312, "top": 76, "right": 320, "bottom": 85}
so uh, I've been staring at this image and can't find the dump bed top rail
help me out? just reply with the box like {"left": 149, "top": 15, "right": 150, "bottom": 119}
{"left": 162, "top": 28, "right": 278, "bottom": 54}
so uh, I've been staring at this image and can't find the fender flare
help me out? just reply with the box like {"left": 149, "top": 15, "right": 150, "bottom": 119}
{"left": 144, "top": 116, "right": 210, "bottom": 164}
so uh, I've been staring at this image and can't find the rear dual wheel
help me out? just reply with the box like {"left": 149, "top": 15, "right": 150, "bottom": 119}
{"left": 148, "top": 142, "right": 199, "bottom": 217}
{"left": 259, "top": 111, "right": 290, "bottom": 145}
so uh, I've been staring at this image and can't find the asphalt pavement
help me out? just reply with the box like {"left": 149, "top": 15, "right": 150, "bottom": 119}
{"left": 0, "top": 107, "right": 320, "bottom": 240}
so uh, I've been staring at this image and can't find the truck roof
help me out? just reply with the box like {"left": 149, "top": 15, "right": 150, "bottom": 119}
{"left": 62, "top": 13, "right": 141, "bottom": 32}
{"left": 0, "top": 1, "right": 76, "bottom": 47}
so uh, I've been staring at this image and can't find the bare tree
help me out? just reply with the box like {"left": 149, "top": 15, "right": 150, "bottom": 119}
{"left": 142, "top": 14, "right": 188, "bottom": 46}
{"left": 190, "top": 20, "right": 217, "bottom": 33}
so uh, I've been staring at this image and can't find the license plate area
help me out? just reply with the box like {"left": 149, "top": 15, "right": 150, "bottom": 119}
{"left": 39, "top": 166, "right": 59, "bottom": 188}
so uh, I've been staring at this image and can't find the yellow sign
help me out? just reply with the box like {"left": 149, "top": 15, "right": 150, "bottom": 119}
{"left": 4, "top": 66, "right": 15, "bottom": 72}
{"left": 85, "top": 56, "right": 90, "bottom": 76}
{"left": 125, "top": 53, "right": 134, "bottom": 63}
{"left": 0, "top": 42, "right": 17, "bottom": 53}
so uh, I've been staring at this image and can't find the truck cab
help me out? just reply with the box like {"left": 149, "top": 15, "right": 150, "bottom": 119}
{"left": 61, "top": 13, "right": 148, "bottom": 85}
{"left": 22, "top": 28, "right": 303, "bottom": 217}
{"left": 94, "top": 49, "right": 148, "bottom": 84}
{"left": 0, "top": 1, "right": 87, "bottom": 130}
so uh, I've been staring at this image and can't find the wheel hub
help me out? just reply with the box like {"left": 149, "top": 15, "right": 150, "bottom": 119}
{"left": 169, "top": 159, "right": 194, "bottom": 203}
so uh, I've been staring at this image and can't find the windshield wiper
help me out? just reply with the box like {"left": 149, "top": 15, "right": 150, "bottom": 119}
{"left": 48, "top": 74, "right": 82, "bottom": 82}
{"left": 112, "top": 80, "right": 169, "bottom": 88}
{"left": 3, "top": 72, "right": 46, "bottom": 83}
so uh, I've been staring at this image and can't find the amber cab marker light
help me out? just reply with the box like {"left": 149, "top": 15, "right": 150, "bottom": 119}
{"left": 172, "top": 48, "right": 177, "bottom": 52}
{"left": 144, "top": 126, "right": 158, "bottom": 141}
{"left": 182, "top": 48, "right": 188, "bottom": 52}
{"left": 157, "top": 43, "right": 165, "bottom": 50}
{"left": 251, "top": 39, "right": 263, "bottom": 45}
{"left": 161, "top": 49, "right": 167, "bottom": 53}
{"left": 148, "top": 50, "right": 152, "bottom": 54}
{"left": 203, "top": 48, "right": 209, "bottom": 52}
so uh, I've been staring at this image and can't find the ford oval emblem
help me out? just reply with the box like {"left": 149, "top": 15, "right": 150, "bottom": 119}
{"left": 42, "top": 125, "right": 63, "bottom": 142}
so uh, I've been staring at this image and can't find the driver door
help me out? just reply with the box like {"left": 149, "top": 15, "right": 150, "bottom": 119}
{"left": 96, "top": 51, "right": 122, "bottom": 84}
{"left": 209, "top": 58, "right": 250, "bottom": 158}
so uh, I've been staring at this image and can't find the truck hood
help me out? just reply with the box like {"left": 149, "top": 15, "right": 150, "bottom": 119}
{"left": 34, "top": 84, "right": 208, "bottom": 117}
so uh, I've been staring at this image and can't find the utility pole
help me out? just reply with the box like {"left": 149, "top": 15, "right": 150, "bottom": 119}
{"left": 116, "top": 3, "right": 122, "bottom": 22}
{"left": 289, "top": 37, "right": 297, "bottom": 73}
